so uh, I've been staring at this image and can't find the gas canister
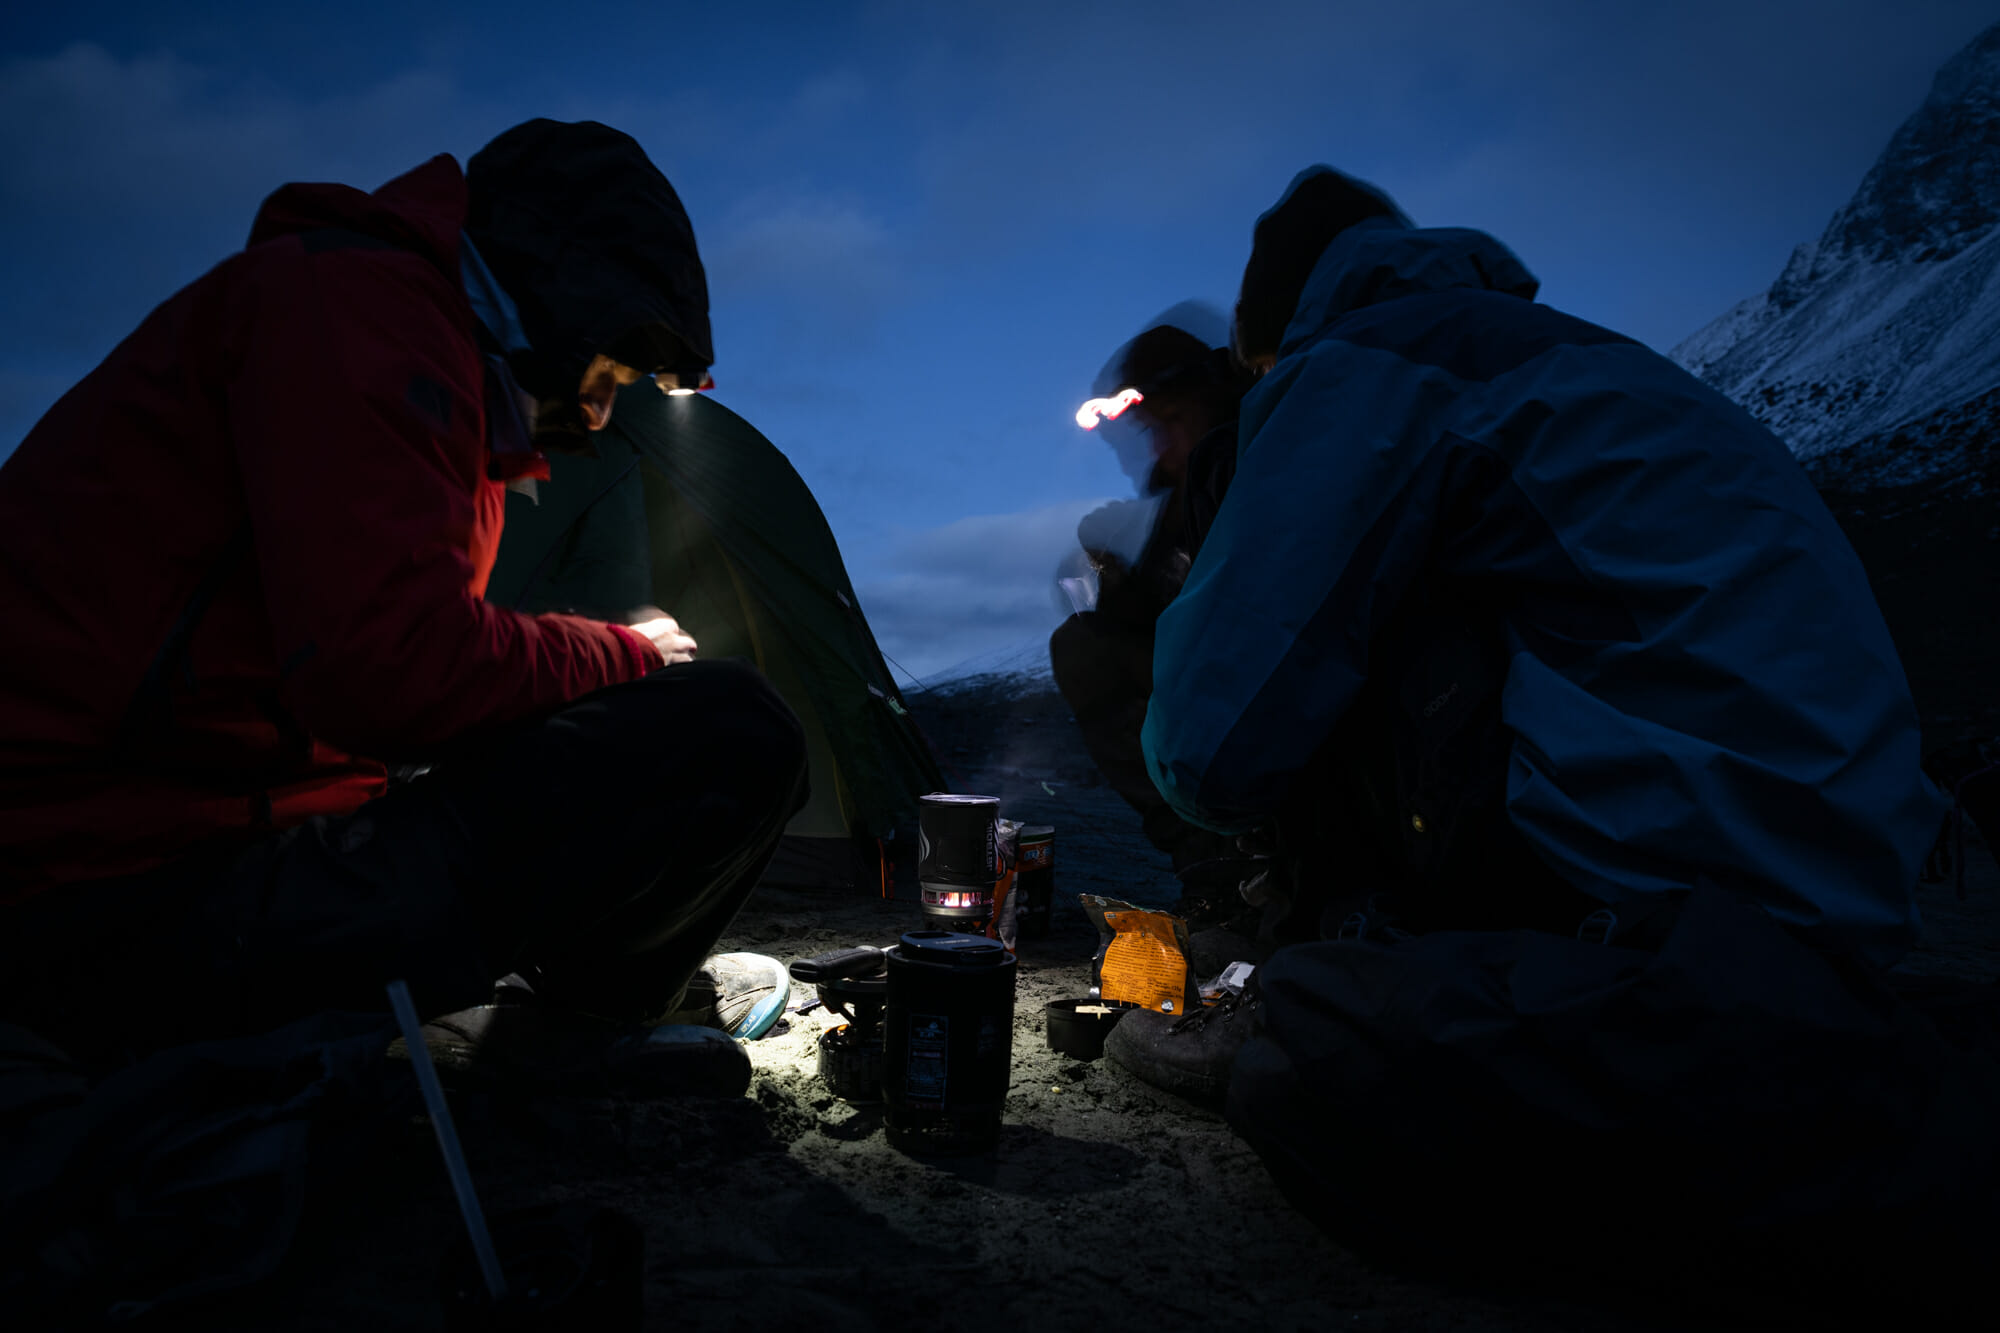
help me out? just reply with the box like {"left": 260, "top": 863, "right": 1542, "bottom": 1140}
{"left": 881, "top": 931, "right": 1016, "bottom": 1155}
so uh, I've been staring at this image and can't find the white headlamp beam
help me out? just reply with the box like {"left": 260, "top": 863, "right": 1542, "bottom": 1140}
{"left": 1075, "top": 388, "right": 1144, "bottom": 430}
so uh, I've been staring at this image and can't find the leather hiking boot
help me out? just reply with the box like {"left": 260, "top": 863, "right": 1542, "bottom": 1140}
{"left": 389, "top": 1004, "right": 751, "bottom": 1098}
{"left": 1104, "top": 988, "right": 1263, "bottom": 1110}
{"left": 705, "top": 952, "right": 790, "bottom": 1039}
{"left": 650, "top": 953, "right": 790, "bottom": 1040}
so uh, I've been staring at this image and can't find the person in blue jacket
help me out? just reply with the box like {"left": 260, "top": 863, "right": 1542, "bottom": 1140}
{"left": 1107, "top": 164, "right": 1946, "bottom": 1109}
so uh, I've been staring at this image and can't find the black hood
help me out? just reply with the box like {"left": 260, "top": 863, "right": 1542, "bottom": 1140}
{"left": 465, "top": 119, "right": 713, "bottom": 400}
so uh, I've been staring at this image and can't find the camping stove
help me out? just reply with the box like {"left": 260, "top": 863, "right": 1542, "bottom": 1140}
{"left": 790, "top": 947, "right": 889, "bottom": 1102}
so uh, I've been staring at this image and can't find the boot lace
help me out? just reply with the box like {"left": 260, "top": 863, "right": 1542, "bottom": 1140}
{"left": 1169, "top": 988, "right": 1258, "bottom": 1036}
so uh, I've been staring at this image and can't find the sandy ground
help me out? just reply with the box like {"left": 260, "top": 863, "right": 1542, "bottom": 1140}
{"left": 184, "top": 675, "right": 2000, "bottom": 1333}
{"left": 151, "top": 466, "right": 2000, "bottom": 1331}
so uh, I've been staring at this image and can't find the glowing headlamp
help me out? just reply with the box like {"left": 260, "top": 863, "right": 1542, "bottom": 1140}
{"left": 652, "top": 369, "right": 716, "bottom": 397}
{"left": 1075, "top": 388, "right": 1143, "bottom": 430}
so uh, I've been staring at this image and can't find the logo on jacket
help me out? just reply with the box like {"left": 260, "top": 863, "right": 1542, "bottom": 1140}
{"left": 1422, "top": 682, "right": 1461, "bottom": 719}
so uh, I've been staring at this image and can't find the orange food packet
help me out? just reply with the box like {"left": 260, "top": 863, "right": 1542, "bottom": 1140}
{"left": 1079, "top": 895, "right": 1201, "bottom": 1016}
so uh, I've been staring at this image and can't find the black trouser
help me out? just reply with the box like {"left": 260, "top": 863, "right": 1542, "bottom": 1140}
{"left": 1, "top": 660, "right": 808, "bottom": 1068}
{"left": 1049, "top": 611, "right": 1229, "bottom": 869}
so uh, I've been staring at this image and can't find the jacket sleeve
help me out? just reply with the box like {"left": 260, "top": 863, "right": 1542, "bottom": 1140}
{"left": 1140, "top": 344, "right": 1445, "bottom": 833}
{"left": 225, "top": 240, "right": 663, "bottom": 758}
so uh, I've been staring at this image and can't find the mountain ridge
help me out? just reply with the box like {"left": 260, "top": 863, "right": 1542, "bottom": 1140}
{"left": 1674, "top": 20, "right": 2000, "bottom": 485}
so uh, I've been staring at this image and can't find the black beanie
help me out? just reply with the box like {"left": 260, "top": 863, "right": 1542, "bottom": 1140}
{"left": 1117, "top": 324, "right": 1215, "bottom": 398}
{"left": 465, "top": 119, "right": 712, "bottom": 400}
{"left": 1233, "top": 165, "right": 1410, "bottom": 365}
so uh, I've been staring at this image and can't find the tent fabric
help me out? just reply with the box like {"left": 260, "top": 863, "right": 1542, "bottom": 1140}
{"left": 484, "top": 390, "right": 942, "bottom": 890}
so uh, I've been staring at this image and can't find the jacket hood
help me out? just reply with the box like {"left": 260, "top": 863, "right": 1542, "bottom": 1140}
{"left": 245, "top": 154, "right": 467, "bottom": 275}
{"left": 464, "top": 119, "right": 712, "bottom": 400}
{"left": 1088, "top": 301, "right": 1231, "bottom": 494}
{"left": 1281, "top": 218, "right": 1540, "bottom": 354}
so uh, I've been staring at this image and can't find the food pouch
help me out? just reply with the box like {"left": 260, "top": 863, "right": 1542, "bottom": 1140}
{"left": 1078, "top": 895, "right": 1201, "bottom": 1015}
{"left": 985, "top": 819, "right": 1020, "bottom": 951}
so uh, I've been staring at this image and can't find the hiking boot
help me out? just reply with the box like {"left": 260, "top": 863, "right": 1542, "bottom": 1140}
{"left": 491, "top": 972, "right": 538, "bottom": 1006}
{"left": 1103, "top": 987, "right": 1263, "bottom": 1110}
{"left": 389, "top": 1004, "right": 751, "bottom": 1098}
{"left": 649, "top": 969, "right": 719, "bottom": 1027}
{"left": 650, "top": 952, "right": 790, "bottom": 1040}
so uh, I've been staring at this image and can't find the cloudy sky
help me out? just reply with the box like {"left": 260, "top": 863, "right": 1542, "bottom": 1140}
{"left": 2, "top": 1, "right": 1992, "bottom": 681}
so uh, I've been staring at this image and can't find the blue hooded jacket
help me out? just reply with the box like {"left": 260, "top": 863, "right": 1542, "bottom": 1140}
{"left": 1142, "top": 167, "right": 1942, "bottom": 967}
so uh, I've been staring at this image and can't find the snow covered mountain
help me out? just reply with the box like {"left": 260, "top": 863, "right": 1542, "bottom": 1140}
{"left": 918, "top": 635, "right": 1057, "bottom": 699}
{"left": 1673, "top": 20, "right": 2000, "bottom": 491}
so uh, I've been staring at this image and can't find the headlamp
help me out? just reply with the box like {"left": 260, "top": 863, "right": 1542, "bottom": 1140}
{"left": 1075, "top": 387, "right": 1144, "bottom": 430}
{"left": 651, "top": 368, "right": 716, "bottom": 397}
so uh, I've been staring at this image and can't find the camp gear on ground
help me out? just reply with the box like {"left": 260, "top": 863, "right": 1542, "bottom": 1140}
{"left": 0, "top": 153, "right": 677, "bottom": 901}
{"left": 1202, "top": 960, "right": 1258, "bottom": 1002}
{"left": 0, "top": 664, "right": 807, "bottom": 1066}
{"left": 1016, "top": 826, "right": 1055, "bottom": 938}
{"left": 1144, "top": 172, "right": 1943, "bottom": 970}
{"left": 816, "top": 1023, "right": 885, "bottom": 1103}
{"left": 388, "top": 1004, "right": 750, "bottom": 1098}
{"left": 1080, "top": 896, "right": 1201, "bottom": 1015}
{"left": 1045, "top": 997, "right": 1136, "bottom": 1060}
{"left": 485, "top": 389, "right": 942, "bottom": 896}
{"left": 882, "top": 932, "right": 1017, "bottom": 1156}
{"left": 1104, "top": 987, "right": 1263, "bottom": 1109}
{"left": 791, "top": 945, "right": 890, "bottom": 1103}
{"left": 702, "top": 952, "right": 791, "bottom": 1040}
{"left": 788, "top": 945, "right": 892, "bottom": 985}
{"left": 1227, "top": 878, "right": 2000, "bottom": 1303}
{"left": 440, "top": 1203, "right": 644, "bottom": 1332}
{"left": 918, "top": 794, "right": 1003, "bottom": 931}
{"left": 987, "top": 819, "right": 1022, "bottom": 949}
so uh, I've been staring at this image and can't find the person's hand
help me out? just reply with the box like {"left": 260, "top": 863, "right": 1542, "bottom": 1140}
{"left": 625, "top": 606, "right": 697, "bottom": 664}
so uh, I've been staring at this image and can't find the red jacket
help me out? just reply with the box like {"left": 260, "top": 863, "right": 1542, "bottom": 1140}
{"left": 0, "top": 156, "right": 662, "bottom": 902}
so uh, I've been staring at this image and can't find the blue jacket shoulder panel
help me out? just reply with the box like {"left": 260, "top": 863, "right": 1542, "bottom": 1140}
{"left": 1145, "top": 226, "right": 1939, "bottom": 965}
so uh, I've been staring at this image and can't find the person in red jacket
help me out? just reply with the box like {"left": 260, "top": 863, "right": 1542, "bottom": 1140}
{"left": 0, "top": 120, "right": 807, "bottom": 1093}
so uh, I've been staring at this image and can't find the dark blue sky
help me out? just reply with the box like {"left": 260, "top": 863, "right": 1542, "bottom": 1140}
{"left": 3, "top": 1, "right": 1992, "bottom": 676}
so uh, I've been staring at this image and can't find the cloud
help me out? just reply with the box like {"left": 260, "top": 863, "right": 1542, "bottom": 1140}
{"left": 0, "top": 43, "right": 514, "bottom": 370}
{"left": 792, "top": 69, "right": 868, "bottom": 120}
{"left": 0, "top": 43, "right": 482, "bottom": 215}
{"left": 699, "top": 186, "right": 908, "bottom": 415}
{"left": 707, "top": 191, "right": 901, "bottom": 304}
{"left": 853, "top": 495, "right": 1122, "bottom": 679}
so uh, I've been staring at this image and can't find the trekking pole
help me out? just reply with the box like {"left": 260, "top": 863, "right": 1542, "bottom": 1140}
{"left": 385, "top": 978, "right": 510, "bottom": 1307}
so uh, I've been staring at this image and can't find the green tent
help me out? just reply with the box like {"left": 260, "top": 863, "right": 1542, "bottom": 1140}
{"left": 485, "top": 389, "right": 943, "bottom": 895}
